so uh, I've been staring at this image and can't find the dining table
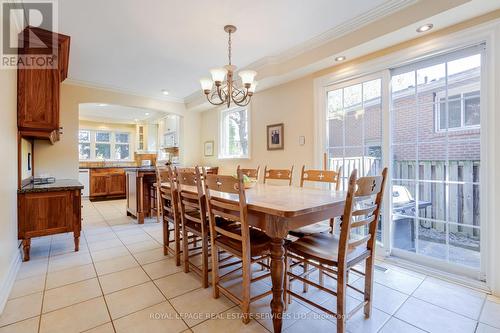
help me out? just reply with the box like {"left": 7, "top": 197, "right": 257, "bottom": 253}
{"left": 163, "top": 181, "right": 347, "bottom": 333}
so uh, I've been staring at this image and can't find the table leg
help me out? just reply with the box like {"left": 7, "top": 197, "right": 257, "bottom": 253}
{"left": 270, "top": 237, "right": 285, "bottom": 333}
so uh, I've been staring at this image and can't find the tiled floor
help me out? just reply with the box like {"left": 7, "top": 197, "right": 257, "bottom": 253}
{"left": 1, "top": 199, "right": 499, "bottom": 333}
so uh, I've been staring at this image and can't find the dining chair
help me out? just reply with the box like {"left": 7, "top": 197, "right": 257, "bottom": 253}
{"left": 204, "top": 169, "right": 272, "bottom": 324}
{"left": 237, "top": 165, "right": 260, "bottom": 180}
{"left": 289, "top": 165, "right": 342, "bottom": 291}
{"left": 157, "top": 166, "right": 183, "bottom": 265}
{"left": 263, "top": 166, "right": 294, "bottom": 185}
{"left": 284, "top": 168, "right": 388, "bottom": 333}
{"left": 176, "top": 166, "right": 211, "bottom": 288}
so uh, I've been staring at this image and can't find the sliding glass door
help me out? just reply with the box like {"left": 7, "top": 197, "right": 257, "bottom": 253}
{"left": 323, "top": 44, "right": 485, "bottom": 277}
{"left": 325, "top": 75, "right": 384, "bottom": 242}
{"left": 390, "top": 45, "right": 483, "bottom": 274}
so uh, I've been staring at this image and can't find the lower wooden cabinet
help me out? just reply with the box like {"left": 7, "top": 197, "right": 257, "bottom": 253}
{"left": 18, "top": 189, "right": 81, "bottom": 261}
{"left": 89, "top": 168, "right": 126, "bottom": 200}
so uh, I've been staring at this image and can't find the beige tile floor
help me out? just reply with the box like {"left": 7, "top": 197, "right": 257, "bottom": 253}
{"left": 1, "top": 199, "right": 499, "bottom": 333}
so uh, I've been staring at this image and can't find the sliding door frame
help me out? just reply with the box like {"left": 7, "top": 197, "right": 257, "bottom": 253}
{"left": 314, "top": 21, "right": 498, "bottom": 286}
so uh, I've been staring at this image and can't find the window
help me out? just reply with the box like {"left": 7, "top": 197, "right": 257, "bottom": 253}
{"left": 78, "top": 130, "right": 91, "bottom": 160}
{"left": 79, "top": 129, "right": 131, "bottom": 161}
{"left": 95, "top": 131, "right": 111, "bottom": 159}
{"left": 219, "top": 108, "right": 249, "bottom": 159}
{"left": 435, "top": 84, "right": 480, "bottom": 131}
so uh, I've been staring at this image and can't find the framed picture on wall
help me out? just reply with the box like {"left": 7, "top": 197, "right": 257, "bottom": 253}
{"left": 267, "top": 123, "right": 284, "bottom": 150}
{"left": 204, "top": 141, "right": 214, "bottom": 156}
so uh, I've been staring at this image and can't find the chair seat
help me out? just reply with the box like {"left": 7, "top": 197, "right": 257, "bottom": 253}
{"left": 287, "top": 233, "right": 370, "bottom": 267}
{"left": 215, "top": 225, "right": 270, "bottom": 257}
{"left": 288, "top": 220, "right": 331, "bottom": 237}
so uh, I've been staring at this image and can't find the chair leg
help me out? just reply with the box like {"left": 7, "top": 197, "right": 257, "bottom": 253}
{"left": 319, "top": 264, "right": 324, "bottom": 287}
{"left": 241, "top": 253, "right": 252, "bottom": 324}
{"left": 201, "top": 233, "right": 209, "bottom": 288}
{"left": 156, "top": 188, "right": 161, "bottom": 223}
{"left": 174, "top": 221, "right": 181, "bottom": 266}
{"left": 336, "top": 267, "right": 347, "bottom": 333}
{"left": 210, "top": 243, "right": 220, "bottom": 299}
{"left": 364, "top": 256, "right": 374, "bottom": 318}
{"left": 283, "top": 253, "right": 290, "bottom": 311}
{"left": 182, "top": 225, "right": 189, "bottom": 273}
{"left": 302, "top": 262, "right": 309, "bottom": 292}
{"left": 163, "top": 219, "right": 169, "bottom": 256}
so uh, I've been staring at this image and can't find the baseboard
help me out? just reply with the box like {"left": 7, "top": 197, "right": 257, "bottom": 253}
{"left": 0, "top": 248, "right": 22, "bottom": 314}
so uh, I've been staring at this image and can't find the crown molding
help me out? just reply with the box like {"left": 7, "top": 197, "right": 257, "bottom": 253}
{"left": 184, "top": 0, "right": 417, "bottom": 107}
{"left": 245, "top": 0, "right": 418, "bottom": 71}
{"left": 64, "top": 78, "right": 186, "bottom": 104}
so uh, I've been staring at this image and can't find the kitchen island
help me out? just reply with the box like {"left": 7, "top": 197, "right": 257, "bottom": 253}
{"left": 125, "top": 167, "right": 157, "bottom": 224}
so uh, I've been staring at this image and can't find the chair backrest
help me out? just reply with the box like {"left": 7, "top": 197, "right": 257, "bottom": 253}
{"left": 237, "top": 165, "right": 260, "bottom": 180}
{"left": 203, "top": 169, "right": 250, "bottom": 255}
{"left": 157, "top": 166, "right": 178, "bottom": 221}
{"left": 263, "top": 166, "right": 294, "bottom": 186}
{"left": 299, "top": 165, "right": 342, "bottom": 190}
{"left": 175, "top": 166, "right": 207, "bottom": 229}
{"left": 338, "top": 168, "right": 388, "bottom": 264}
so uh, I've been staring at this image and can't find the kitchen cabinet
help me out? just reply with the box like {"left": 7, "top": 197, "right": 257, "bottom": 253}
{"left": 89, "top": 168, "right": 126, "bottom": 200}
{"left": 17, "top": 27, "right": 70, "bottom": 144}
{"left": 18, "top": 181, "right": 82, "bottom": 261}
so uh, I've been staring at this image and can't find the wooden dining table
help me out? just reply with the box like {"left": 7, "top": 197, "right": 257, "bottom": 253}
{"left": 163, "top": 182, "right": 347, "bottom": 333}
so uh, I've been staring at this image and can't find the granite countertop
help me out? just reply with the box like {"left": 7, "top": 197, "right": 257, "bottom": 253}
{"left": 79, "top": 166, "right": 139, "bottom": 169}
{"left": 19, "top": 179, "right": 84, "bottom": 194}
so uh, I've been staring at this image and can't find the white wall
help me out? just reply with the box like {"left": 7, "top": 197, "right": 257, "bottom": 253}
{"left": 200, "top": 77, "right": 314, "bottom": 185}
{"left": 0, "top": 69, "right": 21, "bottom": 312}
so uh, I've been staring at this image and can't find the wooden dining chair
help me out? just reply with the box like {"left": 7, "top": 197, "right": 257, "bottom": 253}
{"left": 204, "top": 169, "right": 272, "bottom": 324}
{"left": 157, "top": 166, "right": 183, "bottom": 265}
{"left": 263, "top": 166, "right": 294, "bottom": 185}
{"left": 237, "top": 165, "right": 260, "bottom": 180}
{"left": 284, "top": 168, "right": 388, "bottom": 333}
{"left": 176, "top": 166, "right": 212, "bottom": 288}
{"left": 290, "top": 165, "right": 343, "bottom": 291}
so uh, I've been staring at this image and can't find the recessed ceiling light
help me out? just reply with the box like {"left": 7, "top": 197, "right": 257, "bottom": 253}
{"left": 97, "top": 103, "right": 107, "bottom": 107}
{"left": 161, "top": 90, "right": 169, "bottom": 95}
{"left": 416, "top": 23, "right": 433, "bottom": 33}
{"left": 134, "top": 118, "right": 138, "bottom": 122}
{"left": 335, "top": 56, "right": 346, "bottom": 62}
{"left": 145, "top": 112, "right": 150, "bottom": 116}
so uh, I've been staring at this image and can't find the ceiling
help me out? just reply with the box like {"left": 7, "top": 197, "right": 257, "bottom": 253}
{"left": 79, "top": 103, "right": 166, "bottom": 124}
{"left": 59, "top": 0, "right": 410, "bottom": 101}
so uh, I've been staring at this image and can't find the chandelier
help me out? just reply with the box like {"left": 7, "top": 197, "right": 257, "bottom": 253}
{"left": 199, "top": 25, "right": 257, "bottom": 108}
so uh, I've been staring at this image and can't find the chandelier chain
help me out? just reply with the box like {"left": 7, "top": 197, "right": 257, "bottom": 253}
{"left": 228, "top": 30, "right": 232, "bottom": 66}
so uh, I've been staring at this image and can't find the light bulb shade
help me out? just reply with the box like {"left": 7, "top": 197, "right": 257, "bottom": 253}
{"left": 238, "top": 70, "right": 257, "bottom": 85}
{"left": 200, "top": 78, "right": 213, "bottom": 91}
{"left": 248, "top": 80, "right": 258, "bottom": 93}
{"left": 210, "top": 68, "right": 227, "bottom": 83}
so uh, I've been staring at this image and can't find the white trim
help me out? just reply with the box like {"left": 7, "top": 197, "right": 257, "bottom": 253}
{"left": 0, "top": 249, "right": 22, "bottom": 314}
{"left": 64, "top": 79, "right": 186, "bottom": 104}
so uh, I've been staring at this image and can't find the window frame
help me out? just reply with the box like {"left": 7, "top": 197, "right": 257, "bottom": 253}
{"left": 435, "top": 82, "right": 481, "bottom": 132}
{"left": 79, "top": 129, "right": 133, "bottom": 161}
{"left": 218, "top": 107, "right": 250, "bottom": 159}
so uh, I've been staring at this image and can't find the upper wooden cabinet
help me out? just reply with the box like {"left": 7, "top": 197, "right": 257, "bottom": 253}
{"left": 17, "top": 27, "right": 70, "bottom": 144}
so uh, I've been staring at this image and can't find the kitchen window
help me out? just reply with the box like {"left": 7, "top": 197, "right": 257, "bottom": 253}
{"left": 219, "top": 107, "right": 249, "bottom": 159}
{"left": 79, "top": 130, "right": 131, "bottom": 161}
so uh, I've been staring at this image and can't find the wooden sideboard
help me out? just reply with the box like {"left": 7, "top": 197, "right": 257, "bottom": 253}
{"left": 18, "top": 180, "right": 83, "bottom": 261}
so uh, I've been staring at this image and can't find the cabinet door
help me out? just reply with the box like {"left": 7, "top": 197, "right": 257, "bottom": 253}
{"left": 108, "top": 174, "right": 126, "bottom": 195}
{"left": 90, "top": 174, "right": 109, "bottom": 196}
{"left": 18, "top": 68, "right": 60, "bottom": 130}
{"left": 19, "top": 191, "right": 73, "bottom": 237}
